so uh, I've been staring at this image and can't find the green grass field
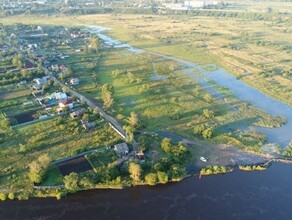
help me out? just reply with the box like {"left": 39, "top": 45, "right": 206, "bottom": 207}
{"left": 1, "top": 14, "right": 291, "bottom": 105}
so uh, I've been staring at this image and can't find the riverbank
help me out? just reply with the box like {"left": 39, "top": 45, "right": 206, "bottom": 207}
{"left": 0, "top": 142, "right": 286, "bottom": 202}
{"left": 2, "top": 162, "right": 292, "bottom": 219}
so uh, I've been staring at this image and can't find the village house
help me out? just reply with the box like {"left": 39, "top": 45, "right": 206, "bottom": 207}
{"left": 34, "top": 76, "right": 50, "bottom": 85}
{"left": 35, "top": 54, "right": 43, "bottom": 60}
{"left": 59, "top": 99, "right": 74, "bottom": 109}
{"left": 70, "top": 32, "right": 79, "bottom": 38}
{"left": 51, "top": 64, "right": 59, "bottom": 71}
{"left": 18, "top": 80, "right": 27, "bottom": 85}
{"left": 32, "top": 90, "right": 44, "bottom": 97}
{"left": 136, "top": 152, "right": 145, "bottom": 161}
{"left": 70, "top": 78, "right": 79, "bottom": 85}
{"left": 54, "top": 92, "right": 68, "bottom": 100}
{"left": 24, "top": 61, "right": 36, "bottom": 70}
{"left": 81, "top": 120, "right": 96, "bottom": 130}
{"left": 70, "top": 109, "right": 84, "bottom": 118}
{"left": 113, "top": 143, "right": 129, "bottom": 157}
{"left": 0, "top": 44, "right": 9, "bottom": 52}
{"left": 43, "top": 60, "right": 50, "bottom": 67}
{"left": 27, "top": 44, "right": 37, "bottom": 51}
{"left": 32, "top": 84, "right": 42, "bottom": 90}
{"left": 59, "top": 64, "right": 66, "bottom": 72}
{"left": 22, "top": 101, "right": 34, "bottom": 107}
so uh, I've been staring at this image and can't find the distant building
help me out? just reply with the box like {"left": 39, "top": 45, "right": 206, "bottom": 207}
{"left": 70, "top": 32, "right": 79, "bottom": 38}
{"left": 32, "top": 84, "right": 42, "bottom": 90}
{"left": 113, "top": 143, "right": 129, "bottom": 157}
{"left": 81, "top": 120, "right": 96, "bottom": 130}
{"left": 34, "top": 76, "right": 50, "bottom": 85}
{"left": 59, "top": 64, "right": 66, "bottom": 72}
{"left": 184, "top": 0, "right": 218, "bottom": 8}
{"left": 70, "top": 78, "right": 79, "bottom": 85}
{"left": 70, "top": 109, "right": 84, "bottom": 118}
{"left": 54, "top": 92, "right": 68, "bottom": 100}
{"left": 24, "top": 61, "right": 36, "bottom": 70}
{"left": 51, "top": 64, "right": 59, "bottom": 71}
{"left": 59, "top": 99, "right": 73, "bottom": 109}
{"left": 0, "top": 44, "right": 9, "bottom": 52}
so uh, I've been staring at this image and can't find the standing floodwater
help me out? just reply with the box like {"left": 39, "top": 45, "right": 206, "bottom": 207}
{"left": 85, "top": 25, "right": 292, "bottom": 147}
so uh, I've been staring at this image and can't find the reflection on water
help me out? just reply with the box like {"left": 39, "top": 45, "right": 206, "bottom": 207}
{"left": 1, "top": 163, "right": 291, "bottom": 220}
{"left": 85, "top": 25, "right": 292, "bottom": 147}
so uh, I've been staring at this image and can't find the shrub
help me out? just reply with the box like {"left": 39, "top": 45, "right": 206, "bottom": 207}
{"left": 202, "top": 128, "right": 213, "bottom": 139}
{"left": 145, "top": 173, "right": 157, "bottom": 186}
{"left": 157, "top": 171, "right": 168, "bottom": 184}
{"left": 8, "top": 192, "right": 15, "bottom": 200}
{"left": 0, "top": 193, "right": 7, "bottom": 201}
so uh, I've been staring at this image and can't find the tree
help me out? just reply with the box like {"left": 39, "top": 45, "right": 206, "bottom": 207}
{"left": 17, "top": 60, "right": 23, "bottom": 69}
{"left": 123, "top": 125, "right": 135, "bottom": 143}
{"left": 0, "top": 193, "right": 7, "bottom": 201}
{"left": 102, "top": 93, "right": 114, "bottom": 108}
{"left": 202, "top": 128, "right": 213, "bottom": 139}
{"left": 194, "top": 124, "right": 205, "bottom": 135}
{"left": 154, "top": 62, "right": 174, "bottom": 75}
{"left": 169, "top": 164, "right": 186, "bottom": 181}
{"left": 101, "top": 83, "right": 115, "bottom": 108}
{"left": 157, "top": 171, "right": 168, "bottom": 184}
{"left": 129, "top": 162, "right": 142, "bottom": 182}
{"left": 128, "top": 112, "right": 140, "bottom": 129}
{"left": 82, "top": 114, "right": 90, "bottom": 121}
{"left": 161, "top": 138, "right": 172, "bottom": 153}
{"left": 203, "top": 93, "right": 213, "bottom": 103}
{"left": 28, "top": 154, "right": 51, "bottom": 183}
{"left": 89, "top": 36, "right": 100, "bottom": 52}
{"left": 145, "top": 173, "right": 157, "bottom": 186}
{"left": 79, "top": 177, "right": 94, "bottom": 188}
{"left": 138, "top": 135, "right": 150, "bottom": 152}
{"left": 64, "top": 172, "right": 79, "bottom": 191}
{"left": 203, "top": 109, "right": 214, "bottom": 119}
{"left": 62, "top": 86, "right": 68, "bottom": 93}
{"left": 8, "top": 192, "right": 15, "bottom": 200}
{"left": 283, "top": 141, "right": 292, "bottom": 157}
{"left": 42, "top": 82, "right": 50, "bottom": 91}
{"left": 66, "top": 68, "right": 73, "bottom": 76}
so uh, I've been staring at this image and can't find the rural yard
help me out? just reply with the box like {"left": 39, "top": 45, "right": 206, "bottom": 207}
{"left": 0, "top": 4, "right": 291, "bottom": 204}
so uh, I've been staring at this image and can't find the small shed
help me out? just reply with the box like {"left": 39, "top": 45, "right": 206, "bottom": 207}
{"left": 59, "top": 99, "right": 73, "bottom": 109}
{"left": 82, "top": 121, "right": 96, "bottom": 130}
{"left": 70, "top": 78, "right": 79, "bottom": 85}
{"left": 114, "top": 143, "right": 129, "bottom": 157}
{"left": 70, "top": 109, "right": 84, "bottom": 118}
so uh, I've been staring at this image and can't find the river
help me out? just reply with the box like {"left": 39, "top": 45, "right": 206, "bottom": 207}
{"left": 85, "top": 25, "right": 292, "bottom": 148}
{"left": 1, "top": 25, "right": 292, "bottom": 220}
{"left": 1, "top": 163, "right": 292, "bottom": 220}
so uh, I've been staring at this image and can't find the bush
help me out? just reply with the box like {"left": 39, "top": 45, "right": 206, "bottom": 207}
{"left": 203, "top": 109, "right": 214, "bottom": 119}
{"left": 202, "top": 128, "right": 213, "bottom": 139}
{"left": 0, "top": 193, "right": 7, "bottom": 201}
{"left": 194, "top": 124, "right": 205, "bottom": 135}
{"left": 8, "top": 192, "right": 15, "bottom": 200}
{"left": 17, "top": 193, "right": 29, "bottom": 200}
{"left": 145, "top": 173, "right": 157, "bottom": 186}
{"left": 157, "top": 171, "right": 168, "bottom": 184}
